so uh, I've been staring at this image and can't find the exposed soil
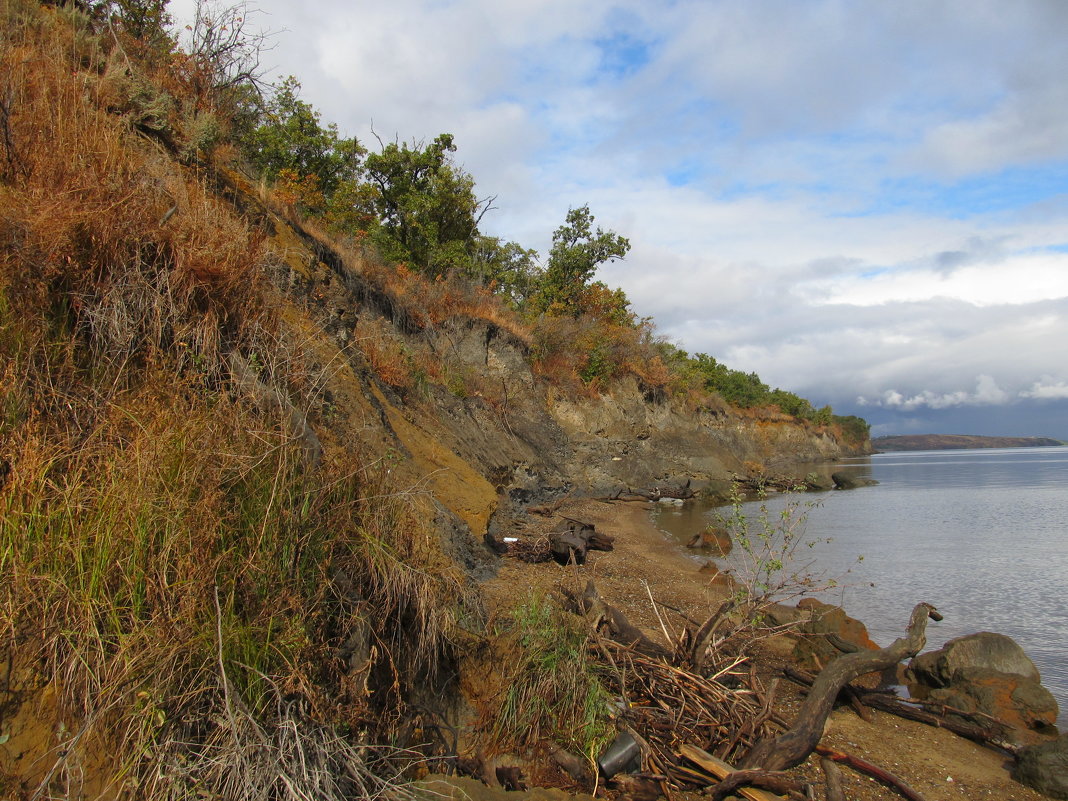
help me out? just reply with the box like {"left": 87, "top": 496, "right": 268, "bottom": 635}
{"left": 481, "top": 498, "right": 1050, "bottom": 801}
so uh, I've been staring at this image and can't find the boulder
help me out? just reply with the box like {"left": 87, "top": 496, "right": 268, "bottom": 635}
{"left": 831, "top": 472, "right": 878, "bottom": 489}
{"left": 909, "top": 632, "right": 1040, "bottom": 687}
{"left": 804, "top": 473, "right": 835, "bottom": 491}
{"left": 1013, "top": 734, "right": 1068, "bottom": 799}
{"left": 791, "top": 599, "right": 879, "bottom": 670}
{"left": 909, "top": 633, "right": 1059, "bottom": 745}
{"left": 685, "top": 525, "right": 732, "bottom": 555}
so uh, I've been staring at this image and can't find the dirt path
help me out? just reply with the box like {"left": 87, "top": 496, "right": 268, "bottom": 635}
{"left": 482, "top": 498, "right": 1049, "bottom": 801}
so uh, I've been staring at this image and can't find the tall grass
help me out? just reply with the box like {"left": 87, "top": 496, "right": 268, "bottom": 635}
{"left": 491, "top": 594, "right": 612, "bottom": 759}
{"left": 0, "top": 5, "right": 476, "bottom": 796}
{"left": 0, "top": 351, "right": 472, "bottom": 796}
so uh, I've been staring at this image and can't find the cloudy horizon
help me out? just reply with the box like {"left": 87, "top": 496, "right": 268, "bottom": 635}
{"left": 170, "top": 0, "right": 1068, "bottom": 438}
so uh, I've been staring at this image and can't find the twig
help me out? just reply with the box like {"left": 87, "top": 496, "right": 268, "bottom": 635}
{"left": 643, "top": 579, "right": 675, "bottom": 644}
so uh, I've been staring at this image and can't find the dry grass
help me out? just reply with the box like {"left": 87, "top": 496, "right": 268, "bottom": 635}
{"left": 0, "top": 6, "right": 477, "bottom": 797}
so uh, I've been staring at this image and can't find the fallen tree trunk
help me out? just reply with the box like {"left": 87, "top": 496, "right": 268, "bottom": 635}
{"left": 820, "top": 756, "right": 845, "bottom": 801}
{"left": 678, "top": 744, "right": 786, "bottom": 801}
{"left": 741, "top": 602, "right": 941, "bottom": 771}
{"left": 707, "top": 770, "right": 805, "bottom": 801}
{"left": 548, "top": 519, "right": 614, "bottom": 565}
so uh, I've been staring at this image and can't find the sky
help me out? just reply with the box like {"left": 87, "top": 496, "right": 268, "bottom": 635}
{"left": 169, "top": 0, "right": 1068, "bottom": 438}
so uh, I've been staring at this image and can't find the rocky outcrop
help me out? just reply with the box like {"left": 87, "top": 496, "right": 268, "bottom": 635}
{"left": 910, "top": 632, "right": 1041, "bottom": 685}
{"left": 549, "top": 380, "right": 859, "bottom": 499}
{"left": 1013, "top": 734, "right": 1068, "bottom": 799}
{"left": 908, "top": 633, "right": 1059, "bottom": 745}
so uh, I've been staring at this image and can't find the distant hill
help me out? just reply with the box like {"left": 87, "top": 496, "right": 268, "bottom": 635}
{"left": 872, "top": 434, "right": 1065, "bottom": 451}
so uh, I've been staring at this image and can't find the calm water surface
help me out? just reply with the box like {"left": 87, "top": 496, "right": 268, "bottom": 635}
{"left": 653, "top": 447, "right": 1068, "bottom": 725}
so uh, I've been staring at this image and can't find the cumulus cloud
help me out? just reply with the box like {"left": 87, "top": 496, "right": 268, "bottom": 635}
{"left": 1021, "top": 378, "right": 1068, "bottom": 400}
{"left": 858, "top": 375, "right": 1010, "bottom": 410}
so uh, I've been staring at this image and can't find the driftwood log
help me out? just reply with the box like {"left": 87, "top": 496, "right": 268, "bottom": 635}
{"left": 821, "top": 756, "right": 845, "bottom": 801}
{"left": 678, "top": 744, "right": 788, "bottom": 801}
{"left": 816, "top": 745, "right": 928, "bottom": 801}
{"left": 741, "top": 602, "right": 941, "bottom": 771}
{"left": 781, "top": 665, "right": 1011, "bottom": 748}
{"left": 549, "top": 519, "right": 614, "bottom": 565}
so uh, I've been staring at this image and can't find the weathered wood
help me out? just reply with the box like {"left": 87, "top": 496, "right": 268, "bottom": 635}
{"left": 689, "top": 599, "right": 734, "bottom": 671}
{"left": 548, "top": 520, "right": 613, "bottom": 564}
{"left": 549, "top": 744, "right": 593, "bottom": 785}
{"left": 706, "top": 770, "right": 806, "bottom": 801}
{"left": 558, "top": 581, "right": 671, "bottom": 658}
{"left": 820, "top": 756, "right": 845, "bottom": 801}
{"left": 741, "top": 603, "right": 940, "bottom": 771}
{"left": 816, "top": 745, "right": 928, "bottom": 801}
{"left": 494, "top": 765, "right": 526, "bottom": 791}
{"left": 550, "top": 530, "right": 589, "bottom": 565}
{"left": 782, "top": 665, "right": 1008, "bottom": 747}
{"left": 678, "top": 744, "right": 785, "bottom": 801}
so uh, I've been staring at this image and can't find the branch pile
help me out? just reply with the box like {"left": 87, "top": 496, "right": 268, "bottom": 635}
{"left": 555, "top": 582, "right": 950, "bottom": 801}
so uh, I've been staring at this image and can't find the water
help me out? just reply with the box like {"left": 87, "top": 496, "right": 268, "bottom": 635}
{"left": 653, "top": 447, "right": 1068, "bottom": 725}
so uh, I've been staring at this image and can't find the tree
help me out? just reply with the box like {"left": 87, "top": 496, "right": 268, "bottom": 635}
{"left": 363, "top": 133, "right": 494, "bottom": 276}
{"left": 241, "top": 77, "right": 365, "bottom": 197}
{"left": 534, "top": 205, "right": 630, "bottom": 314}
{"left": 470, "top": 235, "right": 540, "bottom": 307}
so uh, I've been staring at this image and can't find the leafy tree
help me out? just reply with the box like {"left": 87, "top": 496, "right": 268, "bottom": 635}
{"left": 88, "top": 0, "right": 172, "bottom": 46}
{"left": 364, "top": 133, "right": 492, "bottom": 276}
{"left": 534, "top": 205, "right": 630, "bottom": 314}
{"left": 470, "top": 236, "right": 540, "bottom": 307}
{"left": 241, "top": 77, "right": 365, "bottom": 197}
{"left": 832, "top": 414, "right": 870, "bottom": 444}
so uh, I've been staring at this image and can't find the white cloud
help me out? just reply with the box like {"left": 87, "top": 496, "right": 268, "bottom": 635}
{"left": 1021, "top": 378, "right": 1068, "bottom": 400}
{"left": 817, "top": 251, "right": 1068, "bottom": 308}
{"left": 858, "top": 375, "right": 1010, "bottom": 410}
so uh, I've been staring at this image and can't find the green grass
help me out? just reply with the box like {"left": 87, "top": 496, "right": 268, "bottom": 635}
{"left": 493, "top": 594, "right": 613, "bottom": 758}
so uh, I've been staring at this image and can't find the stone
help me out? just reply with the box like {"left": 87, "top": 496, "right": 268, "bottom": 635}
{"left": 831, "top": 472, "right": 878, "bottom": 489}
{"left": 792, "top": 599, "right": 879, "bottom": 670}
{"left": 926, "top": 668, "right": 1058, "bottom": 743}
{"left": 910, "top": 633, "right": 1059, "bottom": 745}
{"left": 1013, "top": 735, "right": 1068, "bottom": 799}
{"left": 909, "top": 632, "right": 1041, "bottom": 688}
{"left": 696, "top": 525, "right": 732, "bottom": 555}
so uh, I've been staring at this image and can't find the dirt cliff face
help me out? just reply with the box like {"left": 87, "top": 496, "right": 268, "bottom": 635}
{"left": 255, "top": 200, "right": 865, "bottom": 556}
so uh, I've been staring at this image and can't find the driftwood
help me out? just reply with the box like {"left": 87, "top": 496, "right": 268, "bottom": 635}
{"left": 562, "top": 581, "right": 668, "bottom": 657}
{"left": 782, "top": 666, "right": 1010, "bottom": 747}
{"left": 549, "top": 520, "right": 614, "bottom": 565}
{"left": 549, "top": 744, "right": 593, "bottom": 785}
{"left": 816, "top": 745, "right": 928, "bottom": 801}
{"left": 820, "top": 756, "right": 845, "bottom": 801}
{"left": 707, "top": 770, "right": 806, "bottom": 801}
{"left": 741, "top": 602, "right": 941, "bottom": 771}
{"left": 610, "top": 775, "right": 662, "bottom": 801}
{"left": 494, "top": 766, "right": 526, "bottom": 791}
{"left": 678, "top": 745, "right": 786, "bottom": 801}
{"left": 688, "top": 599, "right": 733, "bottom": 671}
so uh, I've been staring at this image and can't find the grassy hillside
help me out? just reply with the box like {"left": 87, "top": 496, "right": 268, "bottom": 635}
{"left": 0, "top": 4, "right": 480, "bottom": 796}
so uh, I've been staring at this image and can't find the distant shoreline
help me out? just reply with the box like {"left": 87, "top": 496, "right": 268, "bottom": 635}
{"left": 871, "top": 433, "right": 1065, "bottom": 452}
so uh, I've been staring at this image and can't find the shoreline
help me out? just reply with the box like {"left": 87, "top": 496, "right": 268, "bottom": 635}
{"left": 483, "top": 497, "right": 1051, "bottom": 801}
